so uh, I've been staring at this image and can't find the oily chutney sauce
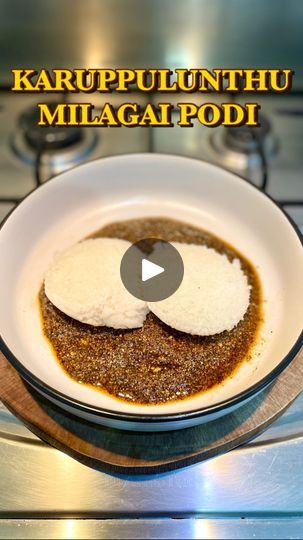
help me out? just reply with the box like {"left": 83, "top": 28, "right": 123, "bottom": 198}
{"left": 39, "top": 217, "right": 262, "bottom": 405}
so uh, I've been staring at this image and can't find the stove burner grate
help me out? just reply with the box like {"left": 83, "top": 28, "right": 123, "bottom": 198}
{"left": 20, "top": 105, "right": 84, "bottom": 151}
{"left": 209, "top": 113, "right": 279, "bottom": 191}
{"left": 11, "top": 103, "right": 97, "bottom": 185}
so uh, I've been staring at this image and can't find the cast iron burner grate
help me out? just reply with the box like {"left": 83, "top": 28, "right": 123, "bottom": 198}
{"left": 20, "top": 105, "right": 84, "bottom": 151}
{"left": 10, "top": 102, "right": 97, "bottom": 186}
{"left": 209, "top": 114, "right": 279, "bottom": 191}
{"left": 1, "top": 104, "right": 302, "bottom": 210}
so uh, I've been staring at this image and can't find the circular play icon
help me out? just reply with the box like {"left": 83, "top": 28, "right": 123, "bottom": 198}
{"left": 120, "top": 238, "right": 184, "bottom": 302}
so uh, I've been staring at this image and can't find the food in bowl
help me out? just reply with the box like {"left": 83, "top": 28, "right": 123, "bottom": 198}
{"left": 1, "top": 154, "right": 302, "bottom": 431}
{"left": 39, "top": 216, "right": 262, "bottom": 405}
{"left": 148, "top": 241, "right": 250, "bottom": 336}
{"left": 44, "top": 238, "right": 148, "bottom": 328}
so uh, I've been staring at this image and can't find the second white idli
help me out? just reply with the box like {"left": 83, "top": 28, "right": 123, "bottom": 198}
{"left": 148, "top": 242, "right": 250, "bottom": 336}
{"left": 44, "top": 238, "right": 148, "bottom": 329}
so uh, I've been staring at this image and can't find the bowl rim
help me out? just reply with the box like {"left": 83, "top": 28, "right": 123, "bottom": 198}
{"left": 0, "top": 153, "right": 302, "bottom": 423}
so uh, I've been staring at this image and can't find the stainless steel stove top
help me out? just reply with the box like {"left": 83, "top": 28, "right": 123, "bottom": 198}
{"left": 0, "top": 91, "right": 302, "bottom": 539}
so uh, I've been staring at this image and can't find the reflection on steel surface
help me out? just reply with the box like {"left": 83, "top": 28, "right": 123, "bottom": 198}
{"left": 0, "top": 393, "right": 303, "bottom": 515}
{"left": 0, "top": 0, "right": 303, "bottom": 87}
{"left": 1, "top": 518, "right": 303, "bottom": 539}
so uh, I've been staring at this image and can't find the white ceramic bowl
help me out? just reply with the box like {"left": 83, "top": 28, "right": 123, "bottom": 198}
{"left": 0, "top": 154, "right": 302, "bottom": 431}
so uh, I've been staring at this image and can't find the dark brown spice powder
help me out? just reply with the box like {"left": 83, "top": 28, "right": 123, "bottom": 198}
{"left": 39, "top": 217, "right": 262, "bottom": 404}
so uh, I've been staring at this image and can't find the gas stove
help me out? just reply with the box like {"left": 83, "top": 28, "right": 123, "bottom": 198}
{"left": 0, "top": 90, "right": 302, "bottom": 539}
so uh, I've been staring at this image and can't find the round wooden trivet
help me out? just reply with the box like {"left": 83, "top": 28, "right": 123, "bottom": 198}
{"left": 0, "top": 348, "right": 302, "bottom": 475}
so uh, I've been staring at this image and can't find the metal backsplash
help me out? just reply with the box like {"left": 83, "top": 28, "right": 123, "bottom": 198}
{"left": 1, "top": 0, "right": 303, "bottom": 87}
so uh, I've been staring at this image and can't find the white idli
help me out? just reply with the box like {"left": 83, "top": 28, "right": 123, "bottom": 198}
{"left": 44, "top": 238, "right": 149, "bottom": 329}
{"left": 148, "top": 242, "right": 250, "bottom": 336}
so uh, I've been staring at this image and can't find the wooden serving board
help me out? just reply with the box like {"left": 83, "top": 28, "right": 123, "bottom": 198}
{"left": 0, "top": 348, "right": 302, "bottom": 475}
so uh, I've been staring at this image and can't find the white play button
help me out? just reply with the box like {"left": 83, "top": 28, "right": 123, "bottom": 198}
{"left": 120, "top": 238, "right": 184, "bottom": 302}
{"left": 142, "top": 258, "right": 164, "bottom": 282}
